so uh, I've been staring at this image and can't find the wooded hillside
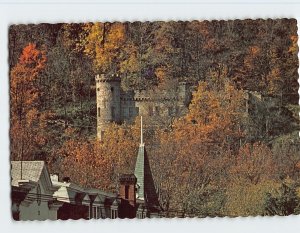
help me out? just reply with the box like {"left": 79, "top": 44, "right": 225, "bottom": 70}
{"left": 9, "top": 19, "right": 300, "bottom": 216}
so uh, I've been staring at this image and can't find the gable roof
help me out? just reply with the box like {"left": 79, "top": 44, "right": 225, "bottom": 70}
{"left": 11, "top": 161, "right": 45, "bottom": 187}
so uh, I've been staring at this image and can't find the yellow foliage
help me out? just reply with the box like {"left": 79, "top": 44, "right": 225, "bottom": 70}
{"left": 224, "top": 180, "right": 280, "bottom": 216}
{"left": 80, "top": 22, "right": 126, "bottom": 72}
{"left": 155, "top": 67, "right": 168, "bottom": 82}
{"left": 176, "top": 78, "right": 244, "bottom": 146}
{"left": 289, "top": 35, "right": 298, "bottom": 54}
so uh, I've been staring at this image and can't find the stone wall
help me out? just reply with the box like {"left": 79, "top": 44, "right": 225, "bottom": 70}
{"left": 95, "top": 74, "right": 195, "bottom": 139}
{"left": 243, "top": 90, "right": 282, "bottom": 140}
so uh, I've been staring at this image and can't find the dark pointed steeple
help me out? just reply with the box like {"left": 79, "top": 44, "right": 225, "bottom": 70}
{"left": 134, "top": 116, "right": 159, "bottom": 208}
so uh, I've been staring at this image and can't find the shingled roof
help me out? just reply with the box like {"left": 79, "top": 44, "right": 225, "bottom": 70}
{"left": 134, "top": 117, "right": 159, "bottom": 208}
{"left": 11, "top": 161, "right": 45, "bottom": 187}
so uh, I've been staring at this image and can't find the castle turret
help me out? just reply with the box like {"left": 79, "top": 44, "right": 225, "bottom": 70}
{"left": 95, "top": 74, "right": 121, "bottom": 140}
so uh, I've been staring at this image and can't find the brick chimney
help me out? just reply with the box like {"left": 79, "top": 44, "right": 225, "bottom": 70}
{"left": 119, "top": 174, "right": 137, "bottom": 207}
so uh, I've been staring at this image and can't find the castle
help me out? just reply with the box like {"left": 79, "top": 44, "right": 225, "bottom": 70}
{"left": 95, "top": 74, "right": 195, "bottom": 140}
{"left": 95, "top": 73, "right": 283, "bottom": 141}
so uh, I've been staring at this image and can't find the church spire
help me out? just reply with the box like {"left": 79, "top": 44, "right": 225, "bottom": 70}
{"left": 134, "top": 116, "right": 159, "bottom": 208}
{"left": 140, "top": 116, "right": 144, "bottom": 146}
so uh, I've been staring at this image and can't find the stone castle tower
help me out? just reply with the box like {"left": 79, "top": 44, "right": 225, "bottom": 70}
{"left": 96, "top": 73, "right": 194, "bottom": 140}
{"left": 96, "top": 74, "right": 122, "bottom": 140}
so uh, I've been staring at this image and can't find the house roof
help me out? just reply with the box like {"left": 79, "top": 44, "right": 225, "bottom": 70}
{"left": 52, "top": 180, "right": 117, "bottom": 205}
{"left": 85, "top": 188, "right": 116, "bottom": 198}
{"left": 52, "top": 180, "right": 86, "bottom": 192}
{"left": 11, "top": 161, "right": 45, "bottom": 187}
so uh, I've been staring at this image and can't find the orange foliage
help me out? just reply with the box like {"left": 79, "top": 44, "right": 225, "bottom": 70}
{"left": 249, "top": 45, "right": 261, "bottom": 56}
{"left": 149, "top": 77, "right": 245, "bottom": 210}
{"left": 230, "top": 142, "right": 276, "bottom": 185}
{"left": 244, "top": 46, "right": 261, "bottom": 70}
{"left": 57, "top": 122, "right": 139, "bottom": 191}
{"left": 289, "top": 35, "right": 298, "bottom": 54}
{"left": 10, "top": 43, "right": 49, "bottom": 161}
{"left": 174, "top": 78, "right": 244, "bottom": 147}
{"left": 19, "top": 43, "right": 47, "bottom": 71}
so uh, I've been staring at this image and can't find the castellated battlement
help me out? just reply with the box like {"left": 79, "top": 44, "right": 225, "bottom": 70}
{"left": 95, "top": 73, "right": 121, "bottom": 82}
{"left": 132, "top": 89, "right": 179, "bottom": 102}
{"left": 95, "top": 74, "right": 194, "bottom": 140}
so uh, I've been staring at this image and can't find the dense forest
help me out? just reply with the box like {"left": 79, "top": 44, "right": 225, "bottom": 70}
{"left": 9, "top": 19, "right": 300, "bottom": 216}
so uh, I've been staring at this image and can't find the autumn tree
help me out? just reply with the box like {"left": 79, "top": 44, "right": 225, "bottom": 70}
{"left": 57, "top": 121, "right": 140, "bottom": 191}
{"left": 10, "top": 43, "right": 49, "bottom": 161}
{"left": 224, "top": 180, "right": 280, "bottom": 216}
{"left": 120, "top": 22, "right": 161, "bottom": 89}
{"left": 177, "top": 68, "right": 245, "bottom": 149}
{"left": 151, "top": 128, "right": 230, "bottom": 215}
{"left": 229, "top": 142, "right": 276, "bottom": 185}
{"left": 149, "top": 74, "right": 245, "bottom": 214}
{"left": 8, "top": 19, "right": 299, "bottom": 216}
{"left": 272, "top": 135, "right": 300, "bottom": 180}
{"left": 80, "top": 22, "right": 126, "bottom": 74}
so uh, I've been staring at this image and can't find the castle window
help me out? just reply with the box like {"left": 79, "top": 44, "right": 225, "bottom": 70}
{"left": 122, "top": 107, "right": 128, "bottom": 118}
{"left": 148, "top": 106, "right": 153, "bottom": 116}
{"left": 168, "top": 107, "right": 173, "bottom": 116}
{"left": 245, "top": 99, "right": 249, "bottom": 113}
{"left": 111, "top": 87, "right": 115, "bottom": 101}
{"left": 97, "top": 88, "right": 100, "bottom": 91}
{"left": 112, "top": 107, "right": 115, "bottom": 119}
{"left": 136, "top": 107, "right": 139, "bottom": 115}
{"left": 125, "top": 185, "right": 129, "bottom": 199}
{"left": 98, "top": 107, "right": 101, "bottom": 117}
{"left": 100, "top": 130, "right": 105, "bottom": 141}
{"left": 102, "top": 99, "right": 107, "bottom": 108}
{"left": 129, "top": 107, "right": 134, "bottom": 117}
{"left": 154, "top": 106, "right": 160, "bottom": 116}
